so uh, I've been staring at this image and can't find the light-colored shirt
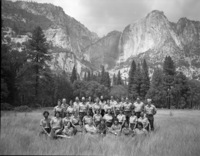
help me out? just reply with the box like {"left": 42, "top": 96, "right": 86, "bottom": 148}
{"left": 85, "top": 124, "right": 97, "bottom": 134}
{"left": 40, "top": 118, "right": 51, "bottom": 128}
{"left": 62, "top": 117, "right": 71, "bottom": 126}
{"left": 133, "top": 102, "right": 144, "bottom": 112}
{"left": 93, "top": 103, "right": 101, "bottom": 112}
{"left": 144, "top": 104, "right": 157, "bottom": 115}
{"left": 93, "top": 114, "right": 102, "bottom": 123}
{"left": 66, "top": 106, "right": 74, "bottom": 114}
{"left": 83, "top": 115, "right": 92, "bottom": 125}
{"left": 79, "top": 102, "right": 87, "bottom": 112}
{"left": 117, "top": 114, "right": 126, "bottom": 123}
{"left": 129, "top": 115, "right": 137, "bottom": 124}
{"left": 104, "top": 104, "right": 113, "bottom": 112}
{"left": 61, "top": 103, "right": 68, "bottom": 112}
{"left": 138, "top": 117, "right": 149, "bottom": 128}
{"left": 100, "top": 101, "right": 106, "bottom": 109}
{"left": 73, "top": 102, "right": 79, "bottom": 112}
{"left": 110, "top": 100, "right": 117, "bottom": 107}
{"left": 103, "top": 114, "right": 113, "bottom": 123}
{"left": 50, "top": 117, "right": 62, "bottom": 129}
{"left": 54, "top": 106, "right": 63, "bottom": 113}
{"left": 70, "top": 115, "right": 79, "bottom": 125}
{"left": 86, "top": 102, "right": 93, "bottom": 109}
{"left": 114, "top": 103, "right": 123, "bottom": 111}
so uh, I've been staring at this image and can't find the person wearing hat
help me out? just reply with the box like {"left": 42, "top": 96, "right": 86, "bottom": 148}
{"left": 79, "top": 97, "right": 88, "bottom": 121}
{"left": 144, "top": 98, "right": 157, "bottom": 131}
{"left": 133, "top": 97, "right": 144, "bottom": 118}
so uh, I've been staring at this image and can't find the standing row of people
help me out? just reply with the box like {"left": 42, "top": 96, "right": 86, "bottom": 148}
{"left": 40, "top": 96, "right": 157, "bottom": 138}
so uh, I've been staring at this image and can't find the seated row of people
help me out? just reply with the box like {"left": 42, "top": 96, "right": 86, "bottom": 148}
{"left": 40, "top": 108, "right": 152, "bottom": 138}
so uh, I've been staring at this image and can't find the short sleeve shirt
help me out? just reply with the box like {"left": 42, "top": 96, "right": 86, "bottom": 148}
{"left": 50, "top": 117, "right": 62, "bottom": 129}
{"left": 103, "top": 114, "right": 113, "bottom": 123}
{"left": 123, "top": 102, "right": 132, "bottom": 111}
{"left": 79, "top": 102, "right": 87, "bottom": 112}
{"left": 83, "top": 115, "right": 93, "bottom": 125}
{"left": 129, "top": 115, "right": 137, "bottom": 124}
{"left": 40, "top": 118, "right": 51, "bottom": 128}
{"left": 133, "top": 102, "right": 144, "bottom": 112}
{"left": 117, "top": 114, "right": 126, "bottom": 123}
{"left": 144, "top": 104, "right": 156, "bottom": 115}
{"left": 93, "top": 114, "right": 102, "bottom": 123}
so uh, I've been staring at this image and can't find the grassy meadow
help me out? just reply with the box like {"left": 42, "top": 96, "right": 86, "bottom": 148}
{"left": 0, "top": 108, "right": 200, "bottom": 156}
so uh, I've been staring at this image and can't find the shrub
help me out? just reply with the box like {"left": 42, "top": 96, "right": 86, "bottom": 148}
{"left": 14, "top": 105, "right": 32, "bottom": 112}
{"left": 1, "top": 103, "right": 13, "bottom": 111}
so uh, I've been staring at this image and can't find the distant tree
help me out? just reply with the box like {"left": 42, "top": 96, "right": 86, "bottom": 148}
{"left": 140, "top": 59, "right": 150, "bottom": 99}
{"left": 146, "top": 68, "right": 166, "bottom": 108}
{"left": 83, "top": 72, "right": 87, "bottom": 81}
{"left": 70, "top": 65, "right": 77, "bottom": 83}
{"left": 117, "top": 70, "right": 123, "bottom": 85}
{"left": 128, "top": 60, "right": 136, "bottom": 94}
{"left": 104, "top": 72, "right": 111, "bottom": 89}
{"left": 87, "top": 71, "right": 91, "bottom": 81}
{"left": 110, "top": 85, "right": 127, "bottom": 99}
{"left": 163, "top": 56, "right": 176, "bottom": 76}
{"left": 113, "top": 73, "right": 117, "bottom": 86}
{"left": 26, "top": 26, "right": 51, "bottom": 103}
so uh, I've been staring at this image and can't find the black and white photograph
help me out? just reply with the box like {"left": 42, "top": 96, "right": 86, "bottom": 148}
{"left": 1, "top": 0, "right": 200, "bottom": 155}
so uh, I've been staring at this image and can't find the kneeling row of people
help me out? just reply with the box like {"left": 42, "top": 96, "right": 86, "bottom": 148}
{"left": 40, "top": 110, "right": 150, "bottom": 138}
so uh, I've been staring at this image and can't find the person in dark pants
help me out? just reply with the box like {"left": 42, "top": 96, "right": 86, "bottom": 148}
{"left": 144, "top": 99, "right": 157, "bottom": 131}
{"left": 133, "top": 97, "right": 144, "bottom": 118}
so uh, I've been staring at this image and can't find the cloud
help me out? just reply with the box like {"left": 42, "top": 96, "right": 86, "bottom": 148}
{"left": 12, "top": 0, "right": 200, "bottom": 37}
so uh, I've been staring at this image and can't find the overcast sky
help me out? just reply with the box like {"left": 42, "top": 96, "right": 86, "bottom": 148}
{"left": 13, "top": 0, "right": 200, "bottom": 37}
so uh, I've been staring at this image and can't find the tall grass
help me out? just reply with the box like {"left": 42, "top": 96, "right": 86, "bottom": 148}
{"left": 0, "top": 109, "right": 200, "bottom": 155}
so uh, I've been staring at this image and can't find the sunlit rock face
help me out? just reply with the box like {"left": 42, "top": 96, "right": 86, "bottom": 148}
{"left": 113, "top": 10, "right": 200, "bottom": 80}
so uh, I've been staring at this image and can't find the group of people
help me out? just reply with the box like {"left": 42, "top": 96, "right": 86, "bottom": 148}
{"left": 40, "top": 96, "right": 157, "bottom": 138}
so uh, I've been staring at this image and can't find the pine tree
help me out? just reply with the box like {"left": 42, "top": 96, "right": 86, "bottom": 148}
{"left": 70, "top": 65, "right": 77, "bottom": 83}
{"left": 113, "top": 73, "right": 117, "bottom": 86}
{"left": 87, "top": 71, "right": 91, "bottom": 81}
{"left": 163, "top": 56, "right": 176, "bottom": 76}
{"left": 83, "top": 72, "right": 87, "bottom": 81}
{"left": 140, "top": 59, "right": 150, "bottom": 99}
{"left": 128, "top": 60, "right": 136, "bottom": 96}
{"left": 100, "top": 65, "right": 105, "bottom": 84}
{"left": 117, "top": 70, "right": 122, "bottom": 85}
{"left": 27, "top": 26, "right": 50, "bottom": 103}
{"left": 104, "top": 72, "right": 111, "bottom": 89}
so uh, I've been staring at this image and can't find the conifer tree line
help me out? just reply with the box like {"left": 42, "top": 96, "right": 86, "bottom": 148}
{"left": 1, "top": 25, "right": 200, "bottom": 109}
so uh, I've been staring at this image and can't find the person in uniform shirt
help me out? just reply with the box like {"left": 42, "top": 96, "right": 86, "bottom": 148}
{"left": 109, "top": 119, "right": 121, "bottom": 136}
{"left": 121, "top": 121, "right": 133, "bottom": 137}
{"left": 79, "top": 97, "right": 88, "bottom": 121}
{"left": 73, "top": 97, "right": 80, "bottom": 114}
{"left": 74, "top": 120, "right": 84, "bottom": 135}
{"left": 82, "top": 110, "right": 93, "bottom": 126}
{"left": 84, "top": 119, "right": 97, "bottom": 134}
{"left": 129, "top": 111, "right": 138, "bottom": 130}
{"left": 110, "top": 96, "right": 117, "bottom": 107}
{"left": 104, "top": 99, "right": 113, "bottom": 115}
{"left": 133, "top": 97, "right": 144, "bottom": 118}
{"left": 123, "top": 97, "right": 132, "bottom": 123}
{"left": 100, "top": 95, "right": 106, "bottom": 117}
{"left": 70, "top": 111, "right": 80, "bottom": 127}
{"left": 62, "top": 112, "right": 71, "bottom": 126}
{"left": 137, "top": 112, "right": 149, "bottom": 131}
{"left": 114, "top": 98, "right": 122, "bottom": 117}
{"left": 50, "top": 111, "right": 63, "bottom": 138}
{"left": 53, "top": 99, "right": 63, "bottom": 117}
{"left": 116, "top": 109, "right": 126, "bottom": 126}
{"left": 133, "top": 122, "right": 148, "bottom": 137}
{"left": 97, "top": 119, "right": 107, "bottom": 136}
{"left": 61, "top": 98, "right": 68, "bottom": 118}
{"left": 144, "top": 99, "right": 157, "bottom": 131}
{"left": 93, "top": 109, "right": 102, "bottom": 127}
{"left": 93, "top": 97, "right": 101, "bottom": 115}
{"left": 87, "top": 96, "right": 94, "bottom": 116}
{"left": 66, "top": 100, "right": 74, "bottom": 116}
{"left": 39, "top": 111, "right": 51, "bottom": 136}
{"left": 103, "top": 109, "right": 113, "bottom": 128}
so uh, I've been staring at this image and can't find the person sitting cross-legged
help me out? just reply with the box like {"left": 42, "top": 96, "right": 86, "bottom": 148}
{"left": 133, "top": 122, "right": 148, "bottom": 137}
{"left": 39, "top": 111, "right": 51, "bottom": 137}
{"left": 62, "top": 121, "right": 76, "bottom": 137}
{"left": 96, "top": 119, "right": 107, "bottom": 137}
{"left": 50, "top": 111, "right": 63, "bottom": 138}
{"left": 109, "top": 119, "right": 122, "bottom": 136}
{"left": 84, "top": 119, "right": 97, "bottom": 135}
{"left": 121, "top": 121, "right": 133, "bottom": 137}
